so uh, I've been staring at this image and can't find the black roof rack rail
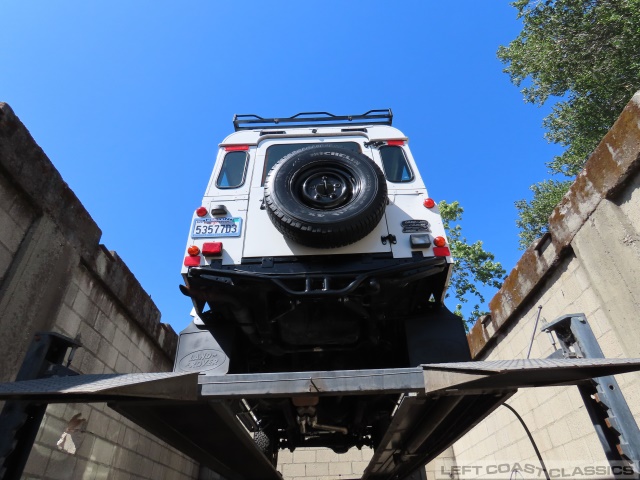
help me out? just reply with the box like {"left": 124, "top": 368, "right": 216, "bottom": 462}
{"left": 232, "top": 109, "right": 393, "bottom": 131}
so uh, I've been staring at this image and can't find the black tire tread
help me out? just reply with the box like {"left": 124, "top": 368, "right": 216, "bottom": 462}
{"left": 264, "top": 146, "right": 387, "bottom": 248}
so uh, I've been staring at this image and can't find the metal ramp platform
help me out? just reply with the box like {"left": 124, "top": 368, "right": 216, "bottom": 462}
{"left": 2, "top": 358, "right": 640, "bottom": 480}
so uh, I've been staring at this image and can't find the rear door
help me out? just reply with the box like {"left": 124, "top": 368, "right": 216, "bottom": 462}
{"left": 242, "top": 137, "right": 391, "bottom": 259}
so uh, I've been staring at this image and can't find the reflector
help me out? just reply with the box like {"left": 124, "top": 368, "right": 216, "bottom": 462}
{"left": 184, "top": 256, "right": 201, "bottom": 267}
{"left": 187, "top": 245, "right": 200, "bottom": 256}
{"left": 433, "top": 246, "right": 451, "bottom": 257}
{"left": 202, "top": 242, "right": 223, "bottom": 256}
{"left": 433, "top": 236, "right": 446, "bottom": 247}
{"left": 423, "top": 198, "right": 435, "bottom": 208}
{"left": 196, "top": 207, "right": 208, "bottom": 217}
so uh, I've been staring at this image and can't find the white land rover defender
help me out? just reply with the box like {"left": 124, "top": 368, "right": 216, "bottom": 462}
{"left": 176, "top": 111, "right": 470, "bottom": 458}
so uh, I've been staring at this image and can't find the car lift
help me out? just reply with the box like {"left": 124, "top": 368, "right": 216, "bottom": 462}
{"left": 1, "top": 314, "right": 640, "bottom": 480}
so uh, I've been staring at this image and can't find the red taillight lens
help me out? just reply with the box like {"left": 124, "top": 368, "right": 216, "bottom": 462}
{"left": 433, "top": 236, "right": 447, "bottom": 247}
{"left": 386, "top": 140, "right": 405, "bottom": 146}
{"left": 423, "top": 198, "right": 435, "bottom": 209}
{"left": 224, "top": 145, "right": 249, "bottom": 151}
{"left": 196, "top": 207, "right": 208, "bottom": 217}
{"left": 187, "top": 245, "right": 200, "bottom": 256}
{"left": 184, "top": 256, "right": 200, "bottom": 267}
{"left": 433, "top": 247, "right": 451, "bottom": 257}
{"left": 202, "top": 242, "right": 223, "bottom": 256}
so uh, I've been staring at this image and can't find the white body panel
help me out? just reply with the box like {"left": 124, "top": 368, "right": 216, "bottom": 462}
{"left": 181, "top": 123, "right": 451, "bottom": 275}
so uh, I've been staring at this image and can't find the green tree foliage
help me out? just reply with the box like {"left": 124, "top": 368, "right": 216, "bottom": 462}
{"left": 439, "top": 201, "right": 506, "bottom": 325}
{"left": 515, "top": 179, "right": 572, "bottom": 248}
{"left": 498, "top": 0, "right": 640, "bottom": 248}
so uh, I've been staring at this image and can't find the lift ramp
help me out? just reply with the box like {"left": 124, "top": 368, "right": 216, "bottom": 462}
{"left": 1, "top": 358, "right": 640, "bottom": 480}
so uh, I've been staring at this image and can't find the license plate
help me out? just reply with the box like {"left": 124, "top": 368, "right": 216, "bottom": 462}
{"left": 191, "top": 217, "right": 242, "bottom": 238}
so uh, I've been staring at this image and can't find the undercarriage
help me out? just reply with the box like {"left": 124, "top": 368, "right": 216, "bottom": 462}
{"left": 177, "top": 253, "right": 469, "bottom": 455}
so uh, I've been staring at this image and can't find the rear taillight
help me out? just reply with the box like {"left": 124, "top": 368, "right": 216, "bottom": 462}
{"left": 187, "top": 245, "right": 200, "bottom": 256}
{"left": 386, "top": 140, "right": 405, "bottom": 146}
{"left": 224, "top": 145, "right": 249, "bottom": 151}
{"left": 196, "top": 207, "right": 208, "bottom": 217}
{"left": 423, "top": 198, "right": 435, "bottom": 209}
{"left": 433, "top": 247, "right": 451, "bottom": 257}
{"left": 202, "top": 242, "right": 223, "bottom": 256}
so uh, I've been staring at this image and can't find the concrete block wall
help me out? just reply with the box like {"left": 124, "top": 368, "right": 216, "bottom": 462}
{"left": 427, "top": 91, "right": 640, "bottom": 478}
{"left": 277, "top": 447, "right": 374, "bottom": 480}
{"left": 0, "top": 102, "right": 199, "bottom": 479}
{"left": 4, "top": 87, "right": 640, "bottom": 479}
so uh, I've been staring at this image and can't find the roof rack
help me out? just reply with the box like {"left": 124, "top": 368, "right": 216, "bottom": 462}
{"left": 232, "top": 109, "right": 393, "bottom": 131}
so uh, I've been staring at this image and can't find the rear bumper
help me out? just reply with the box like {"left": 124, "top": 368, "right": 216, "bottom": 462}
{"left": 186, "top": 254, "right": 449, "bottom": 297}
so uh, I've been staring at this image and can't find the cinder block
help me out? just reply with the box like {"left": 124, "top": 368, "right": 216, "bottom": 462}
{"left": 282, "top": 463, "right": 306, "bottom": 477}
{"left": 563, "top": 407, "right": 596, "bottom": 442}
{"left": 91, "top": 437, "right": 116, "bottom": 465}
{"left": 352, "top": 461, "right": 370, "bottom": 474}
{"left": 94, "top": 311, "right": 117, "bottom": 343}
{"left": 122, "top": 427, "right": 141, "bottom": 451}
{"left": 22, "top": 443, "right": 51, "bottom": 475}
{"left": 278, "top": 448, "right": 293, "bottom": 464}
{"left": 75, "top": 431, "right": 96, "bottom": 460}
{"left": 113, "top": 327, "right": 132, "bottom": 356}
{"left": 151, "top": 461, "right": 165, "bottom": 479}
{"left": 55, "top": 305, "right": 83, "bottom": 337}
{"left": 139, "top": 457, "right": 154, "bottom": 477}
{"left": 329, "top": 461, "right": 352, "bottom": 475}
{"left": 78, "top": 323, "right": 101, "bottom": 355}
{"left": 306, "top": 462, "right": 330, "bottom": 476}
{"left": 293, "top": 448, "right": 316, "bottom": 463}
{"left": 315, "top": 448, "right": 339, "bottom": 463}
{"left": 80, "top": 352, "right": 105, "bottom": 375}
{"left": 94, "top": 463, "right": 111, "bottom": 480}
{"left": 97, "top": 337, "right": 119, "bottom": 370}
{"left": 88, "top": 409, "right": 111, "bottom": 436}
{"left": 547, "top": 418, "right": 574, "bottom": 448}
{"left": 598, "top": 328, "right": 625, "bottom": 359}
{"left": 46, "top": 449, "right": 77, "bottom": 479}
{"left": 73, "top": 290, "right": 99, "bottom": 325}
{"left": 115, "top": 352, "right": 135, "bottom": 373}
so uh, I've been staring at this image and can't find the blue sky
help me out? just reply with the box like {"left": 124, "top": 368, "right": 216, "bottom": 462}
{"left": 0, "top": 2, "right": 563, "bottom": 331}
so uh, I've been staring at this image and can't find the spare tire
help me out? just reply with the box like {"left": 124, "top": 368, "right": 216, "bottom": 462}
{"left": 264, "top": 145, "right": 387, "bottom": 248}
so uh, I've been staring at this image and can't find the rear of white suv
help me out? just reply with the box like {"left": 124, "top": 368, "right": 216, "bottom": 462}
{"left": 175, "top": 111, "right": 470, "bottom": 457}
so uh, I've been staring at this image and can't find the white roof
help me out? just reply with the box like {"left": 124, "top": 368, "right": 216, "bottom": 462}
{"left": 219, "top": 124, "right": 407, "bottom": 146}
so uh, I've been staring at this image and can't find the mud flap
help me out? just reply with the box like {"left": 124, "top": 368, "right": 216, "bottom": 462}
{"left": 173, "top": 321, "right": 234, "bottom": 375}
{"left": 404, "top": 305, "right": 471, "bottom": 366}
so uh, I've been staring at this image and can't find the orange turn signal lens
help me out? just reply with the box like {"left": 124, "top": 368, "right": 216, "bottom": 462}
{"left": 187, "top": 245, "right": 200, "bottom": 256}
{"left": 423, "top": 198, "right": 435, "bottom": 209}
{"left": 433, "top": 236, "right": 447, "bottom": 247}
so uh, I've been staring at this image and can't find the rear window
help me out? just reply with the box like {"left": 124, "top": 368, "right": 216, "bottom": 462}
{"left": 216, "top": 151, "right": 249, "bottom": 188}
{"left": 379, "top": 146, "right": 414, "bottom": 183}
{"left": 262, "top": 142, "right": 361, "bottom": 185}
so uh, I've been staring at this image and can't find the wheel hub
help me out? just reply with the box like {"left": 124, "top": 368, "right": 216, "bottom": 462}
{"left": 301, "top": 171, "right": 350, "bottom": 209}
